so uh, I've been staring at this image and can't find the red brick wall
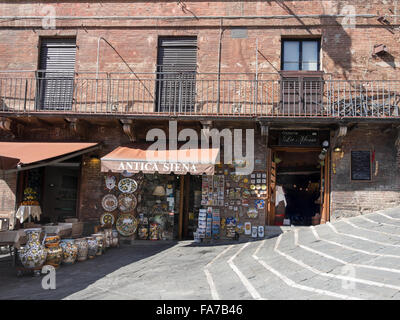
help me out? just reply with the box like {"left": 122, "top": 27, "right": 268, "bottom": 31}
{"left": 0, "top": 172, "right": 17, "bottom": 229}
{"left": 0, "top": 1, "right": 399, "bottom": 79}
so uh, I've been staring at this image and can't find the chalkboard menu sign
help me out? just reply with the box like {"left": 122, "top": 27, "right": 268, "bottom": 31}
{"left": 351, "top": 151, "right": 371, "bottom": 181}
{"left": 278, "top": 131, "right": 319, "bottom": 146}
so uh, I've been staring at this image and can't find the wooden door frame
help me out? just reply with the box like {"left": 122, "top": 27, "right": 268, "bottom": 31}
{"left": 267, "top": 146, "right": 331, "bottom": 225}
{"left": 178, "top": 174, "right": 185, "bottom": 240}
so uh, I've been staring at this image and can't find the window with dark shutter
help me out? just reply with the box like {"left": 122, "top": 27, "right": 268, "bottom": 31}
{"left": 37, "top": 38, "right": 76, "bottom": 111}
{"left": 156, "top": 37, "right": 197, "bottom": 113}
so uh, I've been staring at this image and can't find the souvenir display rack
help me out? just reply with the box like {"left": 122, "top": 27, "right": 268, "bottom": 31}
{"left": 198, "top": 164, "right": 267, "bottom": 240}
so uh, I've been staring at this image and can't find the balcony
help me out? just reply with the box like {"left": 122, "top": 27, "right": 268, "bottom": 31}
{"left": 0, "top": 71, "right": 399, "bottom": 119}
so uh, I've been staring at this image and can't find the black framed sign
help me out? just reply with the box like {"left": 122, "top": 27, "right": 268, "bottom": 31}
{"left": 278, "top": 130, "right": 319, "bottom": 146}
{"left": 351, "top": 151, "right": 371, "bottom": 181}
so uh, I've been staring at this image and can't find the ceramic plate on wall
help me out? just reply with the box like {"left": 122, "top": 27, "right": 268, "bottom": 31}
{"left": 118, "top": 178, "right": 138, "bottom": 194}
{"left": 100, "top": 212, "right": 115, "bottom": 226}
{"left": 118, "top": 194, "right": 137, "bottom": 212}
{"left": 116, "top": 214, "right": 138, "bottom": 237}
{"left": 102, "top": 194, "right": 118, "bottom": 212}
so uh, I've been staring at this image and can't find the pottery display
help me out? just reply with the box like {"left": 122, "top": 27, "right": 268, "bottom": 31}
{"left": 116, "top": 214, "right": 138, "bottom": 236}
{"left": 104, "top": 229, "right": 112, "bottom": 248}
{"left": 149, "top": 223, "right": 160, "bottom": 240}
{"left": 74, "top": 238, "right": 89, "bottom": 262}
{"left": 101, "top": 194, "right": 118, "bottom": 212}
{"left": 99, "top": 231, "right": 107, "bottom": 253}
{"left": 45, "top": 245, "right": 63, "bottom": 269}
{"left": 105, "top": 175, "right": 116, "bottom": 190}
{"left": 100, "top": 212, "right": 115, "bottom": 226}
{"left": 91, "top": 234, "right": 104, "bottom": 256}
{"left": 86, "top": 237, "right": 98, "bottom": 259}
{"left": 118, "top": 178, "right": 138, "bottom": 194}
{"left": 138, "top": 225, "right": 148, "bottom": 240}
{"left": 18, "top": 228, "right": 47, "bottom": 270}
{"left": 44, "top": 234, "right": 62, "bottom": 269}
{"left": 44, "top": 234, "right": 60, "bottom": 247}
{"left": 118, "top": 194, "right": 137, "bottom": 212}
{"left": 60, "top": 239, "right": 78, "bottom": 264}
{"left": 111, "top": 229, "right": 119, "bottom": 247}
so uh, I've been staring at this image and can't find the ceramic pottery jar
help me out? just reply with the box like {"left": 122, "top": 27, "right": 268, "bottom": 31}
{"left": 60, "top": 239, "right": 78, "bottom": 264}
{"left": 149, "top": 223, "right": 160, "bottom": 241}
{"left": 44, "top": 234, "right": 62, "bottom": 269}
{"left": 111, "top": 229, "right": 119, "bottom": 247}
{"left": 18, "top": 228, "right": 47, "bottom": 270}
{"left": 104, "top": 229, "right": 112, "bottom": 248}
{"left": 74, "top": 238, "right": 89, "bottom": 262}
{"left": 86, "top": 237, "right": 98, "bottom": 259}
{"left": 45, "top": 245, "right": 63, "bottom": 269}
{"left": 91, "top": 234, "right": 104, "bottom": 256}
{"left": 99, "top": 231, "right": 107, "bottom": 253}
{"left": 44, "top": 234, "right": 60, "bottom": 247}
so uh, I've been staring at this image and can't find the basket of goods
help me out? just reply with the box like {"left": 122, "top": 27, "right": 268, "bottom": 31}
{"left": 21, "top": 187, "right": 40, "bottom": 206}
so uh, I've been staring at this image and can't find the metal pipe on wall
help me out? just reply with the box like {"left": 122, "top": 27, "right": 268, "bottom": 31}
{"left": 217, "top": 19, "right": 223, "bottom": 113}
{"left": 0, "top": 14, "right": 388, "bottom": 20}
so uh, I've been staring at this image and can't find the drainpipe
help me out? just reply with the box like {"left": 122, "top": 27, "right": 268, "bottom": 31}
{"left": 254, "top": 38, "right": 259, "bottom": 114}
{"left": 217, "top": 19, "right": 223, "bottom": 114}
{"left": 95, "top": 37, "right": 106, "bottom": 111}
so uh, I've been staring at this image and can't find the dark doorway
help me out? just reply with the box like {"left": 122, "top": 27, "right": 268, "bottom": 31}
{"left": 41, "top": 165, "right": 80, "bottom": 223}
{"left": 275, "top": 149, "right": 322, "bottom": 226}
{"left": 182, "top": 175, "right": 202, "bottom": 239}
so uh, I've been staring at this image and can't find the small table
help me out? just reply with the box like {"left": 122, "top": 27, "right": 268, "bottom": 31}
{"left": 0, "top": 230, "right": 27, "bottom": 266}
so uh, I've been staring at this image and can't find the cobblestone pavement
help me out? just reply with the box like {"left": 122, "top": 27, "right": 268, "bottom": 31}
{"left": 1, "top": 207, "right": 400, "bottom": 300}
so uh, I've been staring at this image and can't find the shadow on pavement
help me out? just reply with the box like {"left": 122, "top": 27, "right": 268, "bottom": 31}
{"left": 0, "top": 242, "right": 176, "bottom": 300}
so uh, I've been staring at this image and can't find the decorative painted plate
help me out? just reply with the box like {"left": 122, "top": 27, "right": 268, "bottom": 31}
{"left": 102, "top": 194, "right": 118, "bottom": 212}
{"left": 118, "top": 178, "right": 138, "bottom": 194}
{"left": 100, "top": 212, "right": 115, "bottom": 226}
{"left": 105, "top": 175, "right": 116, "bottom": 190}
{"left": 255, "top": 199, "right": 265, "bottom": 209}
{"left": 116, "top": 214, "right": 138, "bottom": 237}
{"left": 118, "top": 194, "right": 137, "bottom": 212}
{"left": 247, "top": 208, "right": 258, "bottom": 219}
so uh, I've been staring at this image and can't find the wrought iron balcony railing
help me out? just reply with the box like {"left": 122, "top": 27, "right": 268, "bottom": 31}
{"left": 0, "top": 71, "right": 399, "bottom": 118}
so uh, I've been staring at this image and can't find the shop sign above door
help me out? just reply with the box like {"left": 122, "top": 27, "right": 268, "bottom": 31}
{"left": 278, "top": 131, "right": 319, "bottom": 146}
{"left": 115, "top": 161, "right": 206, "bottom": 175}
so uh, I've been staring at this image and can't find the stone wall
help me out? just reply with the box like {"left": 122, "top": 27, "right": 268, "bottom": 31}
{"left": 330, "top": 125, "right": 400, "bottom": 221}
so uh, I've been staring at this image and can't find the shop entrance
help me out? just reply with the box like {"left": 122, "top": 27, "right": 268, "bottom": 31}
{"left": 41, "top": 165, "right": 80, "bottom": 223}
{"left": 178, "top": 175, "right": 202, "bottom": 240}
{"left": 16, "top": 158, "right": 81, "bottom": 226}
{"left": 268, "top": 147, "right": 330, "bottom": 226}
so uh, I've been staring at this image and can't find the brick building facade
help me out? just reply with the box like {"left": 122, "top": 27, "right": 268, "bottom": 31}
{"left": 0, "top": 1, "right": 399, "bottom": 238}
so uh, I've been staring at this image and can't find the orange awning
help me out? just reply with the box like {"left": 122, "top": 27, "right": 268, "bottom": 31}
{"left": 0, "top": 142, "right": 99, "bottom": 171}
{"left": 101, "top": 143, "right": 219, "bottom": 175}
